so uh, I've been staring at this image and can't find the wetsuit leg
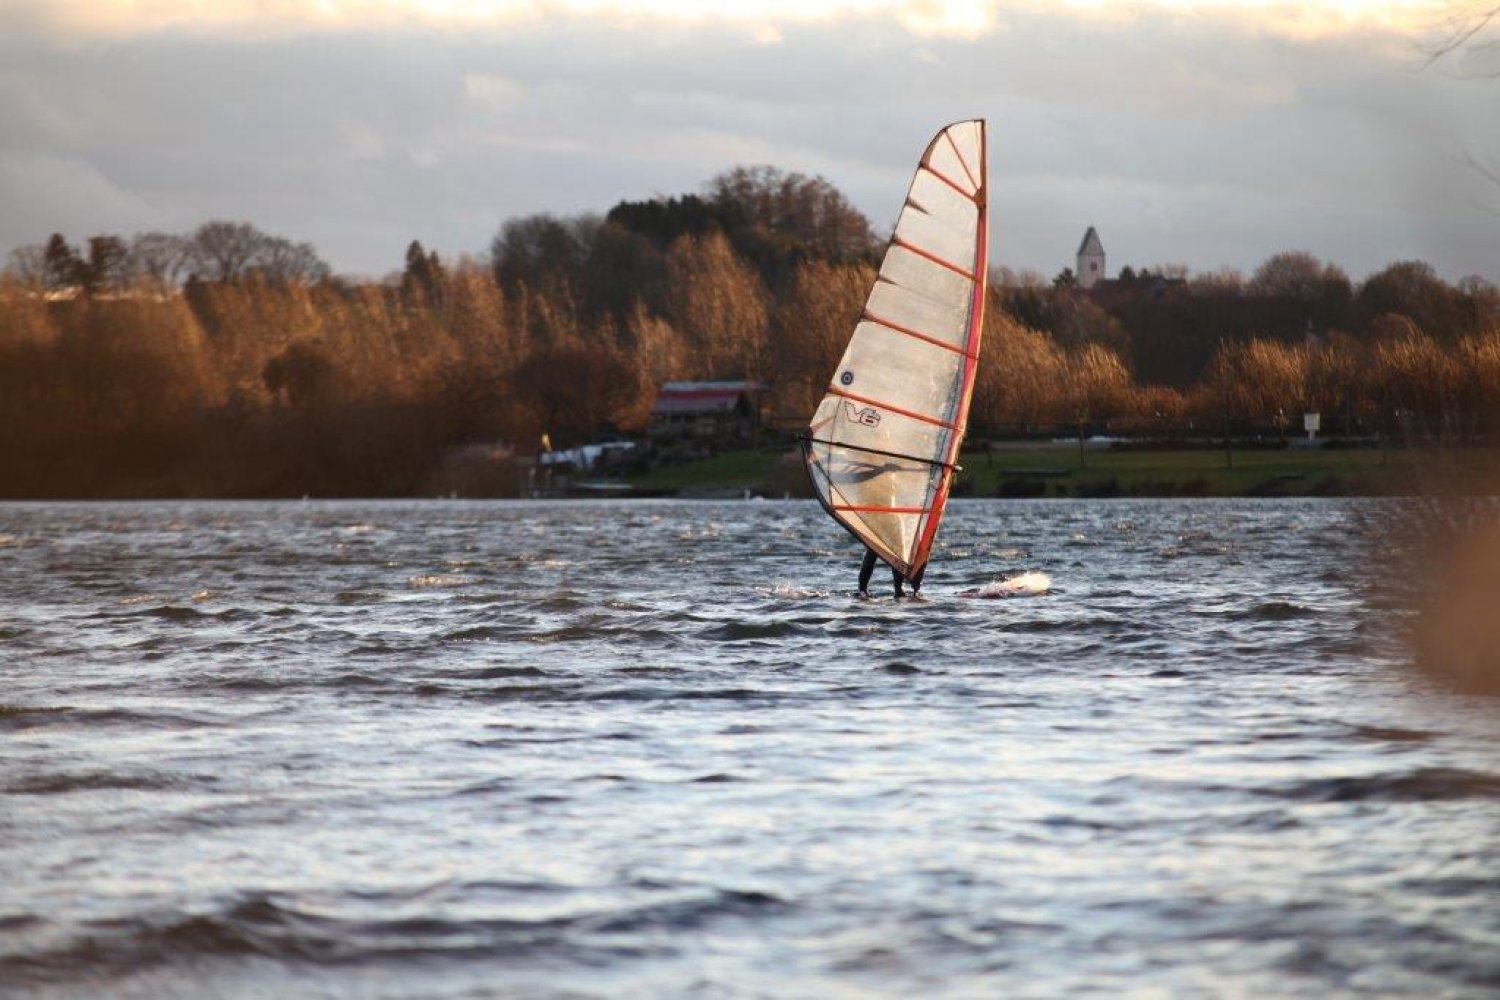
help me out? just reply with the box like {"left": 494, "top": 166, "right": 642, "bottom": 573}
{"left": 891, "top": 566, "right": 905, "bottom": 599}
{"left": 858, "top": 548, "right": 877, "bottom": 596}
{"left": 908, "top": 564, "right": 926, "bottom": 596}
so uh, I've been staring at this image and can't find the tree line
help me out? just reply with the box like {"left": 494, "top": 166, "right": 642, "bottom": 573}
{"left": 8, "top": 222, "right": 331, "bottom": 295}
{"left": 984, "top": 253, "right": 1500, "bottom": 440}
{"left": 2, "top": 166, "right": 1497, "bottom": 497}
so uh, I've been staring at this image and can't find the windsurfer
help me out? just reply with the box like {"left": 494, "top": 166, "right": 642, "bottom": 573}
{"left": 803, "top": 119, "right": 985, "bottom": 604}
{"left": 858, "top": 548, "right": 924, "bottom": 599}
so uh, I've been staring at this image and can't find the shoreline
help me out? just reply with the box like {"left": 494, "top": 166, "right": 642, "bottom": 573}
{"left": 3, "top": 444, "right": 1495, "bottom": 502}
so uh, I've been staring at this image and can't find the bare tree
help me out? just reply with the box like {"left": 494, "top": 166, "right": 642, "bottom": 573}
{"left": 1248, "top": 252, "right": 1346, "bottom": 301}
{"left": 1424, "top": 4, "right": 1500, "bottom": 200}
{"left": 1188, "top": 267, "right": 1246, "bottom": 297}
{"left": 253, "top": 238, "right": 331, "bottom": 285}
{"left": 490, "top": 214, "right": 595, "bottom": 299}
{"left": 83, "top": 236, "right": 130, "bottom": 294}
{"left": 185, "top": 222, "right": 330, "bottom": 285}
{"left": 189, "top": 221, "right": 264, "bottom": 283}
{"left": 1358, "top": 260, "right": 1467, "bottom": 338}
{"left": 706, "top": 165, "right": 876, "bottom": 261}
{"left": 42, "top": 233, "right": 82, "bottom": 292}
{"left": 1425, "top": 3, "right": 1500, "bottom": 76}
{"left": 401, "top": 239, "right": 447, "bottom": 306}
{"left": 1150, "top": 263, "right": 1191, "bottom": 281}
{"left": 4, "top": 245, "right": 47, "bottom": 289}
{"left": 128, "top": 232, "right": 191, "bottom": 291}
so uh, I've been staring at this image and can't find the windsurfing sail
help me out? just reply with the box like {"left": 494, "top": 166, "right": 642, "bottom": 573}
{"left": 802, "top": 119, "right": 988, "bottom": 579}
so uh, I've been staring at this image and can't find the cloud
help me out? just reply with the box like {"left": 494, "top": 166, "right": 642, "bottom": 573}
{"left": 2, "top": 0, "right": 1440, "bottom": 44}
{"left": 1009, "top": 1, "right": 1438, "bottom": 40}
{"left": 0, "top": 1, "right": 1494, "bottom": 282}
{"left": 464, "top": 73, "right": 523, "bottom": 112}
{"left": 0, "top": 151, "right": 164, "bottom": 238}
{"left": 3, "top": 0, "right": 1001, "bottom": 43}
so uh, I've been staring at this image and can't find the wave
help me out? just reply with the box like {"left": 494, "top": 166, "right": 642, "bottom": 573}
{"left": 1267, "top": 767, "right": 1500, "bottom": 803}
{"left": 0, "top": 887, "right": 790, "bottom": 985}
{"left": 533, "top": 593, "right": 586, "bottom": 612}
{"left": 447, "top": 683, "right": 786, "bottom": 707}
{"left": 698, "top": 621, "right": 806, "bottom": 640}
{"left": 968, "top": 572, "right": 1052, "bottom": 599}
{"left": 1239, "top": 601, "right": 1318, "bottom": 621}
{"left": 6, "top": 769, "right": 216, "bottom": 796}
{"left": 444, "top": 664, "right": 551, "bottom": 680}
{"left": 0, "top": 706, "right": 219, "bottom": 732}
{"left": 579, "top": 888, "right": 787, "bottom": 934}
{"left": 0, "top": 704, "right": 70, "bottom": 729}
{"left": 439, "top": 625, "right": 513, "bottom": 642}
{"left": 0, "top": 913, "right": 41, "bottom": 932}
{"left": 461, "top": 731, "right": 639, "bottom": 749}
{"left": 613, "top": 665, "right": 685, "bottom": 677}
{"left": 452, "top": 776, "right": 514, "bottom": 797}
{"left": 181, "top": 674, "right": 284, "bottom": 692}
{"left": 756, "top": 584, "right": 830, "bottom": 599}
{"left": 116, "top": 605, "right": 227, "bottom": 622}
{"left": 526, "top": 624, "right": 684, "bottom": 646}
{"left": 570, "top": 686, "right": 784, "bottom": 704}
{"left": 333, "top": 590, "right": 386, "bottom": 605}
{"left": 466, "top": 683, "right": 585, "bottom": 702}
{"left": 1342, "top": 724, "right": 1438, "bottom": 744}
{"left": 878, "top": 662, "right": 922, "bottom": 675}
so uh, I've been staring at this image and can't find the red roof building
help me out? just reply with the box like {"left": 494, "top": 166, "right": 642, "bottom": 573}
{"left": 649, "top": 381, "right": 768, "bottom": 445}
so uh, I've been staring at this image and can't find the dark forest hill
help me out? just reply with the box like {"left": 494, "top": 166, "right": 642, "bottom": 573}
{"left": 2, "top": 166, "right": 1498, "bottom": 498}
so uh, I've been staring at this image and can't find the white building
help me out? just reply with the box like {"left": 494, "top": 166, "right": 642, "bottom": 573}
{"left": 1076, "top": 226, "right": 1106, "bottom": 289}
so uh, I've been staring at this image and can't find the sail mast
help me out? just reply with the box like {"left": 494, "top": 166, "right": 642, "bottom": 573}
{"left": 912, "top": 123, "right": 987, "bottom": 573}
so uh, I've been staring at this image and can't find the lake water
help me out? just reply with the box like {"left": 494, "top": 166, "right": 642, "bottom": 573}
{"left": 2, "top": 498, "right": 1497, "bottom": 998}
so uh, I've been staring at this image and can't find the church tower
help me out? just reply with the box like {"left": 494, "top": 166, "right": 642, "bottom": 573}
{"left": 1076, "top": 226, "right": 1105, "bottom": 289}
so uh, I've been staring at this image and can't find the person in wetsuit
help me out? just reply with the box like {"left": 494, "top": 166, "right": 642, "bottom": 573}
{"left": 858, "top": 547, "right": 924, "bottom": 599}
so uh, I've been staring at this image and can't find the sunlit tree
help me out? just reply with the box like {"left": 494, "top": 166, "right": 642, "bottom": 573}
{"left": 662, "top": 231, "right": 770, "bottom": 380}
{"left": 767, "top": 259, "right": 873, "bottom": 418}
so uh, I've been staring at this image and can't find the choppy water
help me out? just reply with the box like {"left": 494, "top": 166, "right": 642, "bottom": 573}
{"left": 2, "top": 498, "right": 1497, "bottom": 998}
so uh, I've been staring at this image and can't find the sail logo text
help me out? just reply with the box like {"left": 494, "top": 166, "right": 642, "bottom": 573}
{"left": 844, "top": 403, "right": 882, "bottom": 427}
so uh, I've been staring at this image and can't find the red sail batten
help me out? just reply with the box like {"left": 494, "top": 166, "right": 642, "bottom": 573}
{"left": 944, "top": 128, "right": 981, "bottom": 192}
{"left": 862, "top": 311, "right": 977, "bottom": 359}
{"left": 922, "top": 164, "right": 980, "bottom": 204}
{"left": 889, "top": 237, "right": 977, "bottom": 283}
{"left": 831, "top": 504, "right": 934, "bottom": 514}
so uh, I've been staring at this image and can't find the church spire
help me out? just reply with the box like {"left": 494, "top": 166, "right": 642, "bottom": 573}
{"left": 1076, "top": 226, "right": 1105, "bottom": 289}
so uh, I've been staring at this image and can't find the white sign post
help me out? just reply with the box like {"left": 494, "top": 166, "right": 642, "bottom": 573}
{"left": 1303, "top": 412, "right": 1320, "bottom": 443}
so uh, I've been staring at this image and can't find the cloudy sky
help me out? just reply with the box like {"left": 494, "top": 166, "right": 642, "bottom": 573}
{"left": 1, "top": 0, "right": 1496, "bottom": 282}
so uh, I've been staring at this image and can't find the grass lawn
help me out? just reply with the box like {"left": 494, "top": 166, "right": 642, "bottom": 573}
{"left": 957, "top": 442, "right": 1408, "bottom": 497}
{"left": 629, "top": 449, "right": 789, "bottom": 494}
{"left": 630, "top": 441, "right": 1461, "bottom": 498}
